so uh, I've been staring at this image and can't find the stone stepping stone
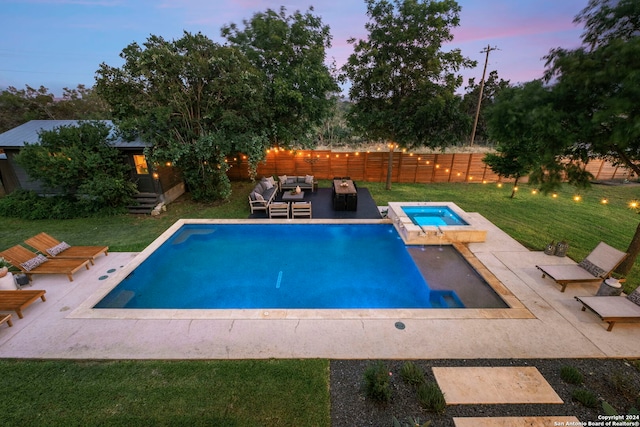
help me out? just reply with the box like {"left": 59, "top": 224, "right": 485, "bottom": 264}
{"left": 453, "top": 416, "right": 581, "bottom": 427}
{"left": 433, "top": 366, "right": 563, "bottom": 404}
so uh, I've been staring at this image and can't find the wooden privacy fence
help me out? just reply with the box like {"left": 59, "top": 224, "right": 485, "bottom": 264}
{"left": 227, "top": 150, "right": 631, "bottom": 184}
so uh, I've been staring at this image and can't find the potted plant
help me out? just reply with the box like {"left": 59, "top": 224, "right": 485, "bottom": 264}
{"left": 0, "top": 257, "right": 11, "bottom": 278}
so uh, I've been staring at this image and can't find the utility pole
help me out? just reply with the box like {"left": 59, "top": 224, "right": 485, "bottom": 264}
{"left": 470, "top": 44, "right": 498, "bottom": 146}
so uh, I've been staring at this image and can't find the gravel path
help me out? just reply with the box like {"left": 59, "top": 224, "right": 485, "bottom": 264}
{"left": 330, "top": 358, "right": 640, "bottom": 426}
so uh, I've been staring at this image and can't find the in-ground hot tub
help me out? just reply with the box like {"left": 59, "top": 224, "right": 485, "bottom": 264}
{"left": 387, "top": 202, "right": 487, "bottom": 244}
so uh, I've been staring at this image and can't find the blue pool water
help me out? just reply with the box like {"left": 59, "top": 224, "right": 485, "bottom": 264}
{"left": 95, "top": 223, "right": 463, "bottom": 309}
{"left": 402, "top": 206, "right": 469, "bottom": 227}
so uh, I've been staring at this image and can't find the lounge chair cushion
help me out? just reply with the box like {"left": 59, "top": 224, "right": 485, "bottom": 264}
{"left": 20, "top": 254, "right": 48, "bottom": 271}
{"left": 305, "top": 175, "right": 314, "bottom": 185}
{"left": 627, "top": 289, "right": 640, "bottom": 306}
{"left": 46, "top": 241, "right": 71, "bottom": 256}
{"left": 577, "top": 259, "right": 606, "bottom": 278}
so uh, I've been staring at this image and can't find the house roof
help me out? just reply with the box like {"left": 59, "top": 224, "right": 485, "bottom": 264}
{"left": 0, "top": 120, "right": 149, "bottom": 149}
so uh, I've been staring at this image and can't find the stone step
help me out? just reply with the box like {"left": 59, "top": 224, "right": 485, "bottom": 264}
{"left": 453, "top": 416, "right": 581, "bottom": 427}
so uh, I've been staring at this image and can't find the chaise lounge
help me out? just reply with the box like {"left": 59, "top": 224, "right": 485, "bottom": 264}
{"left": 25, "top": 232, "right": 108, "bottom": 265}
{"left": 536, "top": 242, "right": 627, "bottom": 292}
{"left": 0, "top": 245, "right": 90, "bottom": 282}
{"left": 0, "top": 289, "right": 46, "bottom": 318}
{"left": 575, "top": 288, "right": 640, "bottom": 331}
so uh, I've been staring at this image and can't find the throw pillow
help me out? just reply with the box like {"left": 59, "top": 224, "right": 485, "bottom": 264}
{"left": 578, "top": 259, "right": 606, "bottom": 278}
{"left": 278, "top": 175, "right": 287, "bottom": 185}
{"left": 627, "top": 289, "right": 640, "bottom": 306}
{"left": 263, "top": 176, "right": 276, "bottom": 186}
{"left": 249, "top": 191, "right": 259, "bottom": 201}
{"left": 46, "top": 241, "right": 71, "bottom": 256}
{"left": 305, "top": 175, "right": 314, "bottom": 185}
{"left": 20, "top": 254, "right": 48, "bottom": 272}
{"left": 262, "top": 179, "right": 273, "bottom": 190}
{"left": 255, "top": 193, "right": 265, "bottom": 201}
{"left": 286, "top": 177, "right": 296, "bottom": 184}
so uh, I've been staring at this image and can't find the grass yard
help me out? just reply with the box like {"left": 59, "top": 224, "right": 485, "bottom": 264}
{"left": 0, "top": 179, "right": 638, "bottom": 426}
{"left": 0, "top": 359, "right": 329, "bottom": 427}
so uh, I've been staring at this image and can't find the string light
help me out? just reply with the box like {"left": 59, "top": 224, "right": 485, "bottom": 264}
{"left": 497, "top": 183, "right": 502, "bottom": 188}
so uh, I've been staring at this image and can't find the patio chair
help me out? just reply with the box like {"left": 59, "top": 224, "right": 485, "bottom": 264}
{"left": 536, "top": 242, "right": 627, "bottom": 292}
{"left": 575, "top": 288, "right": 640, "bottom": 331}
{"left": 291, "top": 202, "right": 312, "bottom": 219}
{"left": 0, "top": 245, "right": 90, "bottom": 282}
{"left": 0, "top": 289, "right": 46, "bottom": 318}
{"left": 268, "top": 202, "right": 289, "bottom": 219}
{"left": 25, "top": 232, "right": 108, "bottom": 265}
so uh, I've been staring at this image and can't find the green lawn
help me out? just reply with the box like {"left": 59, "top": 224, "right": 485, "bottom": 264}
{"left": 0, "top": 180, "right": 638, "bottom": 426}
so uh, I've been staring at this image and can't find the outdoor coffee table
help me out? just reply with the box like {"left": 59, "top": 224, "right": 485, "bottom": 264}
{"left": 281, "top": 191, "right": 305, "bottom": 202}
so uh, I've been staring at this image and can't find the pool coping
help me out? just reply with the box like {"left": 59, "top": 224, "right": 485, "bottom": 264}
{"left": 69, "top": 218, "right": 533, "bottom": 321}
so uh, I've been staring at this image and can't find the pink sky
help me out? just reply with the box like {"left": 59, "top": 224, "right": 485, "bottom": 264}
{"left": 0, "top": 0, "right": 587, "bottom": 96}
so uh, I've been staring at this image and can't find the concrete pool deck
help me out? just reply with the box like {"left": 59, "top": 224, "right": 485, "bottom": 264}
{"left": 1, "top": 213, "right": 639, "bottom": 359}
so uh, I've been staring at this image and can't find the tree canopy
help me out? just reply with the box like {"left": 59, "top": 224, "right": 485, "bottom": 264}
{"left": 0, "top": 84, "right": 110, "bottom": 133}
{"left": 95, "top": 32, "right": 268, "bottom": 201}
{"left": 221, "top": 6, "right": 339, "bottom": 149}
{"left": 342, "top": 0, "right": 475, "bottom": 148}
{"left": 544, "top": 0, "right": 640, "bottom": 176}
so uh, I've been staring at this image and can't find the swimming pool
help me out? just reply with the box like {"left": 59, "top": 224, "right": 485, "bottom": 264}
{"left": 94, "top": 223, "right": 464, "bottom": 310}
{"left": 402, "top": 206, "right": 468, "bottom": 227}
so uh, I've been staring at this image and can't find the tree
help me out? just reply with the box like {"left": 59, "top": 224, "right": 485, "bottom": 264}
{"left": 222, "top": 6, "right": 339, "bottom": 150}
{"left": 95, "top": 32, "right": 268, "bottom": 201}
{"left": 15, "top": 121, "right": 136, "bottom": 210}
{"left": 342, "top": 0, "right": 475, "bottom": 189}
{"left": 0, "top": 85, "right": 55, "bottom": 133}
{"left": 542, "top": 0, "right": 640, "bottom": 275}
{"left": 485, "top": 80, "right": 574, "bottom": 197}
{"left": 50, "top": 85, "right": 111, "bottom": 120}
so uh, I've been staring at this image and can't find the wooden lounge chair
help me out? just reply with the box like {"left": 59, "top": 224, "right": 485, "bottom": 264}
{"left": 0, "top": 290, "right": 46, "bottom": 318}
{"left": 575, "top": 288, "right": 640, "bottom": 331}
{"left": 25, "top": 232, "right": 108, "bottom": 265}
{"left": 535, "top": 242, "right": 627, "bottom": 292}
{"left": 0, "top": 313, "right": 12, "bottom": 328}
{"left": 0, "top": 245, "right": 90, "bottom": 282}
{"left": 291, "top": 202, "right": 312, "bottom": 218}
{"left": 269, "top": 202, "right": 289, "bottom": 219}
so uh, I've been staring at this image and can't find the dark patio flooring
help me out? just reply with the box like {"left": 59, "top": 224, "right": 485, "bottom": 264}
{"left": 249, "top": 187, "right": 383, "bottom": 219}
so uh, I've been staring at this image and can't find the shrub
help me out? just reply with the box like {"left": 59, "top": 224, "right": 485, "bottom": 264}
{"left": 417, "top": 382, "right": 446, "bottom": 413}
{"left": 400, "top": 361, "right": 425, "bottom": 389}
{"left": 572, "top": 388, "right": 598, "bottom": 408}
{"left": 560, "top": 365, "right": 583, "bottom": 385}
{"left": 363, "top": 361, "right": 391, "bottom": 403}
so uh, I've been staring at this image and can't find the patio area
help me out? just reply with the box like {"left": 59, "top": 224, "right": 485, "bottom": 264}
{"left": 0, "top": 211, "right": 639, "bottom": 360}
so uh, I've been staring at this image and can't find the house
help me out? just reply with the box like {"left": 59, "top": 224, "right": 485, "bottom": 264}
{"left": 0, "top": 120, "right": 184, "bottom": 212}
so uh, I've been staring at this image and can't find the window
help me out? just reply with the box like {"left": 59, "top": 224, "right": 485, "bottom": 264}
{"left": 133, "top": 155, "right": 149, "bottom": 174}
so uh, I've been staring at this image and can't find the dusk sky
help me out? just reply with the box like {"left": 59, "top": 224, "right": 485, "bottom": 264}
{"left": 1, "top": 0, "right": 588, "bottom": 97}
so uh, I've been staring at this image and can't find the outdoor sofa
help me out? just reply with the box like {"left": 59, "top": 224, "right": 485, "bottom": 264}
{"left": 248, "top": 176, "right": 279, "bottom": 214}
{"left": 278, "top": 175, "right": 317, "bottom": 193}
